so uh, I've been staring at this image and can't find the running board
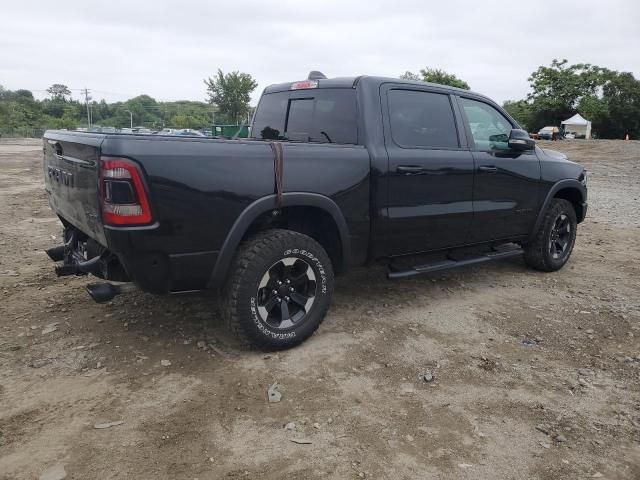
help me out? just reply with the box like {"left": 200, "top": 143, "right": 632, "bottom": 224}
{"left": 388, "top": 248, "right": 524, "bottom": 279}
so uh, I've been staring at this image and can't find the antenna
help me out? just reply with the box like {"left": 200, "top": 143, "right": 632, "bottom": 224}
{"left": 308, "top": 71, "right": 327, "bottom": 80}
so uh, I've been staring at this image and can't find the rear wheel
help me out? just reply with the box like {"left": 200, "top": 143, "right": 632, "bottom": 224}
{"left": 223, "top": 229, "right": 334, "bottom": 350}
{"left": 524, "top": 199, "right": 577, "bottom": 271}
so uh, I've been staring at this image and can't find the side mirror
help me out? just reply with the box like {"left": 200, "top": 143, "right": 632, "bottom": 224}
{"left": 508, "top": 129, "right": 535, "bottom": 151}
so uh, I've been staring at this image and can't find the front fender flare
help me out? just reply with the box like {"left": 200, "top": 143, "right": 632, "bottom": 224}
{"left": 529, "top": 179, "right": 587, "bottom": 242}
{"left": 208, "top": 192, "right": 351, "bottom": 288}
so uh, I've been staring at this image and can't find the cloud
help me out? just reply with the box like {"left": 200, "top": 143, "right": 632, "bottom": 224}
{"left": 1, "top": 0, "right": 638, "bottom": 105}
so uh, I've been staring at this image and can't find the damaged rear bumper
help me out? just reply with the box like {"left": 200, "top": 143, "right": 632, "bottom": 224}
{"left": 46, "top": 225, "right": 129, "bottom": 281}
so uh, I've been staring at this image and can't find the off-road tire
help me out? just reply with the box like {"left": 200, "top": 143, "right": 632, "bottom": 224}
{"left": 223, "top": 229, "right": 334, "bottom": 350}
{"left": 524, "top": 199, "right": 577, "bottom": 272}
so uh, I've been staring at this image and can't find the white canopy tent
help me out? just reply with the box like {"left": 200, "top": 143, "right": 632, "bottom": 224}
{"left": 561, "top": 113, "right": 592, "bottom": 139}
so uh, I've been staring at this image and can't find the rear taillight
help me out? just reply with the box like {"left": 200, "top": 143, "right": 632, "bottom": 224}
{"left": 100, "top": 156, "right": 153, "bottom": 226}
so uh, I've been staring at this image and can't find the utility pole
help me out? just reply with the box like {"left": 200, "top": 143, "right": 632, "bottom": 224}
{"left": 124, "top": 110, "right": 133, "bottom": 129}
{"left": 82, "top": 88, "right": 92, "bottom": 128}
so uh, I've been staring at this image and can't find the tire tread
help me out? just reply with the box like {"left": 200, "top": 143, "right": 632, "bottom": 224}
{"left": 524, "top": 198, "right": 576, "bottom": 272}
{"left": 222, "top": 229, "right": 333, "bottom": 349}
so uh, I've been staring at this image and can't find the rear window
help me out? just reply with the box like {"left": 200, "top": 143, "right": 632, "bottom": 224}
{"left": 251, "top": 89, "right": 358, "bottom": 144}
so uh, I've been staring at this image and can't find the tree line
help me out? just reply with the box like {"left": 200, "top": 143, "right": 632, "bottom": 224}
{"left": 2, "top": 60, "right": 638, "bottom": 138}
{"left": 0, "top": 70, "right": 258, "bottom": 136}
{"left": 0, "top": 87, "right": 216, "bottom": 135}
{"left": 503, "top": 59, "right": 639, "bottom": 139}
{"left": 403, "top": 60, "right": 639, "bottom": 139}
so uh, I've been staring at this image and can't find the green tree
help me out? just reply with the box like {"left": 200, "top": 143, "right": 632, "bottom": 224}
{"left": 171, "top": 114, "right": 192, "bottom": 128}
{"left": 0, "top": 89, "right": 43, "bottom": 132}
{"left": 577, "top": 95, "right": 609, "bottom": 136}
{"left": 46, "top": 84, "right": 71, "bottom": 101}
{"left": 204, "top": 69, "right": 257, "bottom": 124}
{"left": 123, "top": 95, "right": 161, "bottom": 127}
{"left": 91, "top": 99, "right": 111, "bottom": 124}
{"left": 502, "top": 59, "right": 640, "bottom": 138}
{"left": 600, "top": 72, "right": 640, "bottom": 139}
{"left": 525, "top": 59, "right": 612, "bottom": 130}
{"left": 43, "top": 103, "right": 82, "bottom": 129}
{"left": 0, "top": 85, "right": 221, "bottom": 134}
{"left": 401, "top": 68, "right": 470, "bottom": 90}
{"left": 502, "top": 100, "right": 534, "bottom": 131}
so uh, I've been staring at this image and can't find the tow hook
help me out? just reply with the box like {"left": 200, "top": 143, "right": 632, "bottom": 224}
{"left": 86, "top": 282, "right": 136, "bottom": 303}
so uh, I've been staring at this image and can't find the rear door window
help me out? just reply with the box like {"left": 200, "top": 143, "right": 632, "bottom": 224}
{"left": 251, "top": 89, "right": 358, "bottom": 144}
{"left": 388, "top": 89, "right": 459, "bottom": 149}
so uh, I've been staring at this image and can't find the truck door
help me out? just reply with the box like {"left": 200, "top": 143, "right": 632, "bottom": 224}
{"left": 455, "top": 96, "right": 541, "bottom": 242}
{"left": 382, "top": 85, "right": 475, "bottom": 255}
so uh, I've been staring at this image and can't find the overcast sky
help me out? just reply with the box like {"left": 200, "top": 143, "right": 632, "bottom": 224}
{"left": 1, "top": 0, "right": 638, "bottom": 105}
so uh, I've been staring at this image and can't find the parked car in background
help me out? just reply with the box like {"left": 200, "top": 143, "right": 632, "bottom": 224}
{"left": 175, "top": 129, "right": 206, "bottom": 137}
{"left": 89, "top": 126, "right": 117, "bottom": 134}
{"left": 156, "top": 128, "right": 180, "bottom": 135}
{"left": 538, "top": 126, "right": 562, "bottom": 140}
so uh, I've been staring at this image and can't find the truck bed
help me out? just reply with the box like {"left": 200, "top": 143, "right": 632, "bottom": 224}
{"left": 43, "top": 130, "right": 370, "bottom": 292}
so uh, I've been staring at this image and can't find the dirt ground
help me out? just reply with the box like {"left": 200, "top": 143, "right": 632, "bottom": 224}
{"left": 1, "top": 138, "right": 639, "bottom": 480}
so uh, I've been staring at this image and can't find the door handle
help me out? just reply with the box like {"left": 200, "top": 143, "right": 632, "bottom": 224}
{"left": 396, "top": 165, "right": 424, "bottom": 175}
{"left": 478, "top": 165, "right": 498, "bottom": 174}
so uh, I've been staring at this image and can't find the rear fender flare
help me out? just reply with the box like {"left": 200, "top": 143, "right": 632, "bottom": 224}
{"left": 529, "top": 179, "right": 586, "bottom": 241}
{"left": 208, "top": 193, "right": 351, "bottom": 288}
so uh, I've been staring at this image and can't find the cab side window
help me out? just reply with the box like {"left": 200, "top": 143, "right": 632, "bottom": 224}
{"left": 388, "top": 90, "right": 459, "bottom": 149}
{"left": 460, "top": 98, "right": 513, "bottom": 151}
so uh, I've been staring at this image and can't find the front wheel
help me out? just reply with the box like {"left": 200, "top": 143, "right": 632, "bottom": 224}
{"left": 223, "top": 229, "right": 334, "bottom": 350}
{"left": 524, "top": 199, "right": 577, "bottom": 272}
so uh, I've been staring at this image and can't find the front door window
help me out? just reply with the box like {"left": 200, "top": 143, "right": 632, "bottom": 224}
{"left": 460, "top": 97, "right": 513, "bottom": 151}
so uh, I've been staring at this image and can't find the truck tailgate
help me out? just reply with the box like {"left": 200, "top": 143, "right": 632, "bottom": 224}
{"left": 43, "top": 131, "right": 107, "bottom": 246}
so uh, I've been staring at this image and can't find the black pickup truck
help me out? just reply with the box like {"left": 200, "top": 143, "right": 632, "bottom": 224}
{"left": 43, "top": 72, "right": 588, "bottom": 349}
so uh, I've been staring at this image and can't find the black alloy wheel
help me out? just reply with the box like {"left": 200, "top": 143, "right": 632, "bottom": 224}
{"left": 549, "top": 213, "right": 572, "bottom": 260}
{"left": 256, "top": 257, "right": 317, "bottom": 329}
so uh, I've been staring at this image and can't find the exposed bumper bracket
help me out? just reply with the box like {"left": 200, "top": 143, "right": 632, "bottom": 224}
{"left": 86, "top": 282, "right": 136, "bottom": 303}
{"left": 54, "top": 255, "right": 103, "bottom": 277}
{"left": 45, "top": 245, "right": 66, "bottom": 262}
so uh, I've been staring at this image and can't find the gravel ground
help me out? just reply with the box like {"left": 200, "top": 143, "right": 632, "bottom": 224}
{"left": 0, "top": 138, "right": 639, "bottom": 479}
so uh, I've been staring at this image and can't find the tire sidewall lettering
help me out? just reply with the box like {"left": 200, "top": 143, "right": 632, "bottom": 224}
{"left": 250, "top": 297, "right": 296, "bottom": 339}
{"left": 248, "top": 247, "right": 327, "bottom": 340}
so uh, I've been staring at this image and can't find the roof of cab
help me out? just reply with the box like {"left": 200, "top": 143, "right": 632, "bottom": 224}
{"left": 262, "top": 75, "right": 492, "bottom": 102}
{"left": 263, "top": 76, "right": 361, "bottom": 93}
